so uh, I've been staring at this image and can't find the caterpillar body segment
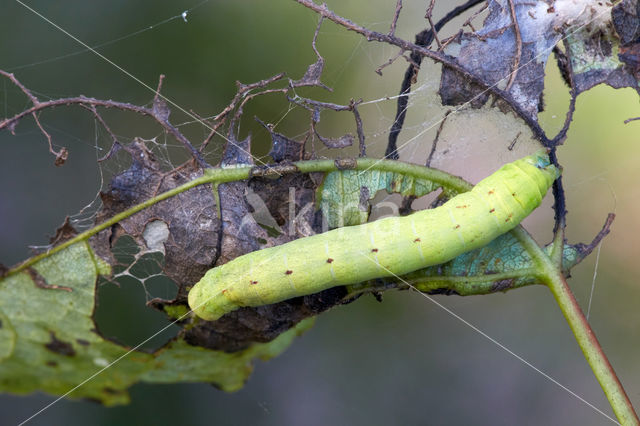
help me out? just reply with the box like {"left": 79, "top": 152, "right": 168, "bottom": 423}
{"left": 188, "top": 152, "right": 559, "bottom": 321}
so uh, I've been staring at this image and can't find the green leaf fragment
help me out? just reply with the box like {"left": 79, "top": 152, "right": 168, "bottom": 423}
{"left": 319, "top": 169, "right": 440, "bottom": 228}
{"left": 319, "top": 166, "right": 585, "bottom": 297}
{"left": 0, "top": 242, "right": 314, "bottom": 405}
{"left": 162, "top": 304, "right": 190, "bottom": 321}
{"left": 142, "top": 318, "right": 314, "bottom": 392}
{"left": 349, "top": 233, "right": 583, "bottom": 296}
{"left": 0, "top": 309, "right": 16, "bottom": 362}
{"left": 566, "top": 32, "right": 622, "bottom": 77}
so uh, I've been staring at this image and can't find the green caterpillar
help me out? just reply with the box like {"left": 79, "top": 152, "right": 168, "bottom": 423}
{"left": 188, "top": 151, "right": 559, "bottom": 321}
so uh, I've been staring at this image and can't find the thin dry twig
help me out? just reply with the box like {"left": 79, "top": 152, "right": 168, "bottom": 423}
{"left": 0, "top": 71, "right": 209, "bottom": 168}
{"left": 549, "top": 147, "right": 567, "bottom": 235}
{"left": 289, "top": 95, "right": 351, "bottom": 112}
{"left": 290, "top": 17, "right": 331, "bottom": 91}
{"left": 185, "top": 109, "right": 220, "bottom": 153}
{"left": 0, "top": 70, "right": 69, "bottom": 165}
{"left": 232, "top": 88, "right": 290, "bottom": 128}
{"left": 287, "top": 95, "right": 365, "bottom": 155}
{"left": 550, "top": 39, "right": 578, "bottom": 146}
{"left": 576, "top": 213, "right": 616, "bottom": 263}
{"left": 82, "top": 103, "right": 125, "bottom": 163}
{"left": 425, "top": 0, "right": 443, "bottom": 50}
{"left": 82, "top": 104, "right": 119, "bottom": 146}
{"left": 32, "top": 112, "right": 68, "bottom": 166}
{"left": 154, "top": 74, "right": 166, "bottom": 105}
{"left": 505, "top": 0, "right": 522, "bottom": 92}
{"left": 0, "top": 70, "right": 39, "bottom": 105}
{"left": 438, "top": 30, "right": 464, "bottom": 52}
{"left": 425, "top": 110, "right": 451, "bottom": 167}
{"left": 462, "top": 2, "right": 488, "bottom": 34}
{"left": 350, "top": 99, "right": 366, "bottom": 157}
{"left": 507, "top": 131, "right": 521, "bottom": 151}
{"left": 221, "top": 73, "right": 289, "bottom": 138}
{"left": 383, "top": 0, "right": 505, "bottom": 159}
{"left": 541, "top": 40, "right": 577, "bottom": 237}
{"left": 390, "top": 0, "right": 403, "bottom": 37}
{"left": 97, "top": 141, "right": 123, "bottom": 163}
{"left": 213, "top": 73, "right": 287, "bottom": 123}
{"left": 295, "top": 0, "right": 551, "bottom": 149}
{"left": 375, "top": 50, "right": 406, "bottom": 76}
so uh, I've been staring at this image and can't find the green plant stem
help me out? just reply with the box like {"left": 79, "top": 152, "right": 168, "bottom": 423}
{"left": 6, "top": 158, "right": 470, "bottom": 277}
{"left": 512, "top": 227, "right": 639, "bottom": 425}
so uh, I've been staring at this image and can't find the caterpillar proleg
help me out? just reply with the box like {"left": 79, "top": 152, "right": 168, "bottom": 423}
{"left": 188, "top": 151, "right": 559, "bottom": 321}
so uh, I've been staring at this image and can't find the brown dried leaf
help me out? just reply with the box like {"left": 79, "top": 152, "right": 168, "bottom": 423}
{"left": 93, "top": 140, "right": 220, "bottom": 288}
{"left": 316, "top": 131, "right": 354, "bottom": 149}
{"left": 49, "top": 217, "right": 78, "bottom": 245}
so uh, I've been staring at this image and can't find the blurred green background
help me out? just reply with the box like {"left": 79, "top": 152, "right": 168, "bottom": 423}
{"left": 1, "top": 1, "right": 639, "bottom": 425}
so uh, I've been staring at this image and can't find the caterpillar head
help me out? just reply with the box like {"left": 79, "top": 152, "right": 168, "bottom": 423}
{"left": 516, "top": 150, "right": 561, "bottom": 194}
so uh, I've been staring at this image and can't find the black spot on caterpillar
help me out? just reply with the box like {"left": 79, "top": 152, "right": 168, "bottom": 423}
{"left": 188, "top": 152, "right": 559, "bottom": 321}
